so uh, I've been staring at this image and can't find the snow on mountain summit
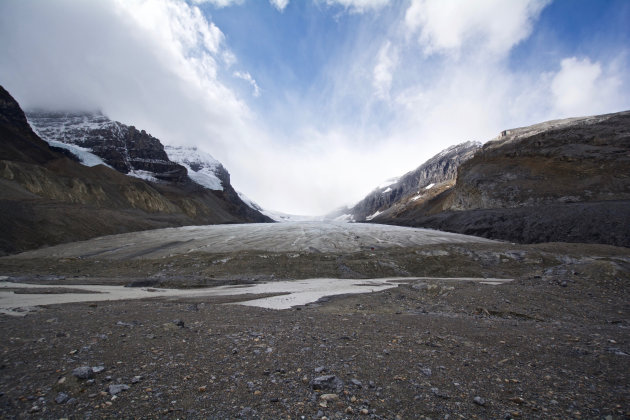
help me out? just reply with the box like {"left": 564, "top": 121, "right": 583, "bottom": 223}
{"left": 163, "top": 146, "right": 223, "bottom": 191}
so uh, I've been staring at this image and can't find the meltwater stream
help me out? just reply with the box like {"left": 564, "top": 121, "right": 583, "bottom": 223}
{"left": 0, "top": 277, "right": 512, "bottom": 316}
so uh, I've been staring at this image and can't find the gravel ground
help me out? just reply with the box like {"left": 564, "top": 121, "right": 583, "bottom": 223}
{"left": 0, "top": 225, "right": 628, "bottom": 419}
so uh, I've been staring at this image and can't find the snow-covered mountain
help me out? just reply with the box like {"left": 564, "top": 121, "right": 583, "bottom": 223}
{"left": 164, "top": 145, "right": 224, "bottom": 191}
{"left": 25, "top": 110, "right": 272, "bottom": 223}
{"left": 27, "top": 112, "right": 235, "bottom": 193}
{"left": 27, "top": 111, "right": 188, "bottom": 182}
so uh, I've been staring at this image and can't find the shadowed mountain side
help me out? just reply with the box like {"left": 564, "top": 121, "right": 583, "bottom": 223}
{"left": 0, "top": 86, "right": 270, "bottom": 255}
{"left": 372, "top": 111, "right": 630, "bottom": 247}
{"left": 334, "top": 142, "right": 480, "bottom": 222}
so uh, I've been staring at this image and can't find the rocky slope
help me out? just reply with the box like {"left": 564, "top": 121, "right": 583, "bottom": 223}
{"left": 372, "top": 111, "right": 630, "bottom": 247}
{"left": 334, "top": 142, "right": 481, "bottom": 222}
{"left": 0, "top": 86, "right": 270, "bottom": 255}
{"left": 28, "top": 110, "right": 272, "bottom": 226}
{"left": 27, "top": 112, "right": 188, "bottom": 182}
{"left": 26, "top": 111, "right": 270, "bottom": 224}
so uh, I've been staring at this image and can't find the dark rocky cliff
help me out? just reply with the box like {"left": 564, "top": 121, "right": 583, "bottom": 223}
{"left": 372, "top": 111, "right": 630, "bottom": 247}
{"left": 26, "top": 111, "right": 271, "bottom": 225}
{"left": 0, "top": 86, "right": 270, "bottom": 255}
{"left": 344, "top": 141, "right": 480, "bottom": 221}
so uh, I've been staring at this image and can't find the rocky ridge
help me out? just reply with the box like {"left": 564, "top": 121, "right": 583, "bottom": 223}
{"left": 27, "top": 112, "right": 188, "bottom": 183}
{"left": 335, "top": 142, "right": 480, "bottom": 222}
{"left": 371, "top": 111, "right": 630, "bottom": 247}
{"left": 0, "top": 86, "right": 270, "bottom": 255}
{"left": 26, "top": 111, "right": 271, "bottom": 226}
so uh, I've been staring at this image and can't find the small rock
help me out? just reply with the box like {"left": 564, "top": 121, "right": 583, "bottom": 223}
{"left": 131, "top": 376, "right": 142, "bottom": 384}
{"left": 172, "top": 319, "right": 185, "bottom": 328}
{"left": 55, "top": 392, "right": 69, "bottom": 404}
{"left": 198, "top": 386, "right": 207, "bottom": 392}
{"left": 359, "top": 408, "right": 369, "bottom": 415}
{"left": 239, "top": 407, "right": 258, "bottom": 417}
{"left": 350, "top": 378, "right": 363, "bottom": 388}
{"left": 431, "top": 387, "right": 449, "bottom": 399}
{"left": 162, "top": 322, "right": 180, "bottom": 332}
{"left": 72, "top": 366, "right": 94, "bottom": 379}
{"left": 320, "top": 394, "right": 339, "bottom": 401}
{"left": 421, "top": 367, "right": 432, "bottom": 377}
{"left": 314, "top": 366, "right": 327, "bottom": 373}
{"left": 345, "top": 406, "right": 354, "bottom": 414}
{"left": 473, "top": 396, "right": 486, "bottom": 406}
{"left": 311, "top": 375, "right": 344, "bottom": 392}
{"left": 108, "top": 384, "right": 130, "bottom": 396}
{"left": 92, "top": 365, "right": 105, "bottom": 374}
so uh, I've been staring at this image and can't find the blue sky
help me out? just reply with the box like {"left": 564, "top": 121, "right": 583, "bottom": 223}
{"left": 1, "top": 0, "right": 629, "bottom": 215}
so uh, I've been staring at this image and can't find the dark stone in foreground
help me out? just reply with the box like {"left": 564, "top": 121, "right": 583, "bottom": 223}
{"left": 310, "top": 375, "right": 344, "bottom": 392}
{"left": 72, "top": 366, "right": 93, "bottom": 380}
{"left": 108, "top": 384, "right": 130, "bottom": 395}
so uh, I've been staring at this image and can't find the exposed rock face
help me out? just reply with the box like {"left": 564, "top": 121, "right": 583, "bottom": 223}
{"left": 25, "top": 111, "right": 272, "bottom": 226}
{"left": 450, "top": 112, "right": 630, "bottom": 209}
{"left": 27, "top": 112, "right": 188, "bottom": 182}
{"left": 0, "top": 86, "right": 270, "bottom": 255}
{"left": 342, "top": 141, "right": 481, "bottom": 221}
{"left": 372, "top": 111, "right": 630, "bottom": 247}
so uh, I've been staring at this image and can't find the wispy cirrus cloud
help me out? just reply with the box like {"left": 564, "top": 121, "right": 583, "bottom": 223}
{"left": 233, "top": 71, "right": 261, "bottom": 97}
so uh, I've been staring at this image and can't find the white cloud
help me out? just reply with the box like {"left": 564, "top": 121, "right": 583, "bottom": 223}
{"left": 192, "top": 0, "right": 244, "bottom": 7}
{"left": 373, "top": 41, "right": 398, "bottom": 100}
{"left": 551, "top": 57, "right": 624, "bottom": 118}
{"left": 323, "top": 0, "right": 390, "bottom": 13}
{"left": 234, "top": 71, "right": 261, "bottom": 97}
{"left": 1, "top": 0, "right": 628, "bottom": 216}
{"left": 405, "top": 0, "right": 549, "bottom": 56}
{"left": 270, "top": 0, "right": 290, "bottom": 11}
{"left": 0, "top": 0, "right": 255, "bottom": 167}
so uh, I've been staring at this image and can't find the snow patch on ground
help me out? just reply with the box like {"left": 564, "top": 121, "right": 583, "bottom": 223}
{"left": 128, "top": 170, "right": 159, "bottom": 182}
{"left": 411, "top": 194, "right": 423, "bottom": 201}
{"left": 332, "top": 214, "right": 355, "bottom": 223}
{"left": 424, "top": 183, "right": 435, "bottom": 190}
{"left": 382, "top": 187, "right": 392, "bottom": 194}
{"left": 365, "top": 210, "right": 382, "bottom": 221}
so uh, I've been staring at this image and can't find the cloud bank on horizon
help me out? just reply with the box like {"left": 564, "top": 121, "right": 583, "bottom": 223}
{"left": 1, "top": 0, "right": 629, "bottom": 215}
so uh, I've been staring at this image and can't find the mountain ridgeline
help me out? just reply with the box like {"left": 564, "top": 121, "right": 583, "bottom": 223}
{"left": 0, "top": 86, "right": 271, "bottom": 255}
{"left": 336, "top": 141, "right": 481, "bottom": 222}
{"left": 360, "top": 111, "right": 630, "bottom": 247}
